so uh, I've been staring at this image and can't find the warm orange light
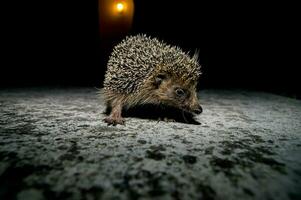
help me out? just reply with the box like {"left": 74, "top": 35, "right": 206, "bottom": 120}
{"left": 116, "top": 2, "right": 125, "bottom": 13}
{"left": 99, "top": 0, "right": 134, "bottom": 37}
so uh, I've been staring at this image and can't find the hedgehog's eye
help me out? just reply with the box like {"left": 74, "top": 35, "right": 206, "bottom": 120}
{"left": 175, "top": 88, "right": 185, "bottom": 97}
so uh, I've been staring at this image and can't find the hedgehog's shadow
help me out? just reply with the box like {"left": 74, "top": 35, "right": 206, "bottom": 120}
{"left": 104, "top": 104, "right": 201, "bottom": 125}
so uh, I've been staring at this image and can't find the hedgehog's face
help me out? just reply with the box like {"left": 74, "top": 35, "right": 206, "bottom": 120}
{"left": 153, "top": 73, "right": 202, "bottom": 115}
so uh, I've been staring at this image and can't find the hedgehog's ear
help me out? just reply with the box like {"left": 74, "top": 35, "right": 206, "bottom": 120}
{"left": 154, "top": 73, "right": 167, "bottom": 87}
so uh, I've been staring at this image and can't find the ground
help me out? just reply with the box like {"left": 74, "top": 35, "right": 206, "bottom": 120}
{"left": 0, "top": 88, "right": 300, "bottom": 200}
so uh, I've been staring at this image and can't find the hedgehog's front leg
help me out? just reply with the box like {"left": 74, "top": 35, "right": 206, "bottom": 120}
{"left": 104, "top": 99, "right": 125, "bottom": 126}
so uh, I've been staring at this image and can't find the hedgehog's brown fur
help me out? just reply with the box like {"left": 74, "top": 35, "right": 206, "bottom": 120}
{"left": 103, "top": 34, "right": 202, "bottom": 125}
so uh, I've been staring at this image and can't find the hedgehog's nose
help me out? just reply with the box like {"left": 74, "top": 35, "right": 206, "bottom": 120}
{"left": 194, "top": 105, "right": 203, "bottom": 114}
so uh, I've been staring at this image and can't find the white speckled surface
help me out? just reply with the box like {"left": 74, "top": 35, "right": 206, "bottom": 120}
{"left": 0, "top": 88, "right": 301, "bottom": 200}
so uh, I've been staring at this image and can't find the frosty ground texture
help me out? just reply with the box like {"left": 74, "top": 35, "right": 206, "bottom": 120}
{"left": 0, "top": 88, "right": 300, "bottom": 200}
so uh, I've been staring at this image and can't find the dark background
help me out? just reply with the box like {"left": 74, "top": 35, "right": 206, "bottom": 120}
{"left": 2, "top": 0, "right": 299, "bottom": 98}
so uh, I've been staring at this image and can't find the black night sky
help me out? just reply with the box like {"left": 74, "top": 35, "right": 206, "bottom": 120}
{"left": 2, "top": 0, "right": 299, "bottom": 98}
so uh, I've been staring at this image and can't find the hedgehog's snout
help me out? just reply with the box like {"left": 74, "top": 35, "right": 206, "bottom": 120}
{"left": 193, "top": 105, "right": 203, "bottom": 114}
{"left": 188, "top": 92, "right": 202, "bottom": 115}
{"left": 183, "top": 102, "right": 202, "bottom": 115}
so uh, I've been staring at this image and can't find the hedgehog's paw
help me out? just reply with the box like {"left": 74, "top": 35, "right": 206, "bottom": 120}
{"left": 104, "top": 116, "right": 125, "bottom": 126}
{"left": 164, "top": 117, "right": 176, "bottom": 122}
{"left": 158, "top": 117, "right": 176, "bottom": 123}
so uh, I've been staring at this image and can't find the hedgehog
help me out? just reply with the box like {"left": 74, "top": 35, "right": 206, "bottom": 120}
{"left": 103, "top": 34, "right": 202, "bottom": 125}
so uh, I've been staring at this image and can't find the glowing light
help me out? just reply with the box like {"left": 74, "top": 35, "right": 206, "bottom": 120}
{"left": 116, "top": 2, "right": 125, "bottom": 13}
{"left": 99, "top": 0, "right": 134, "bottom": 37}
